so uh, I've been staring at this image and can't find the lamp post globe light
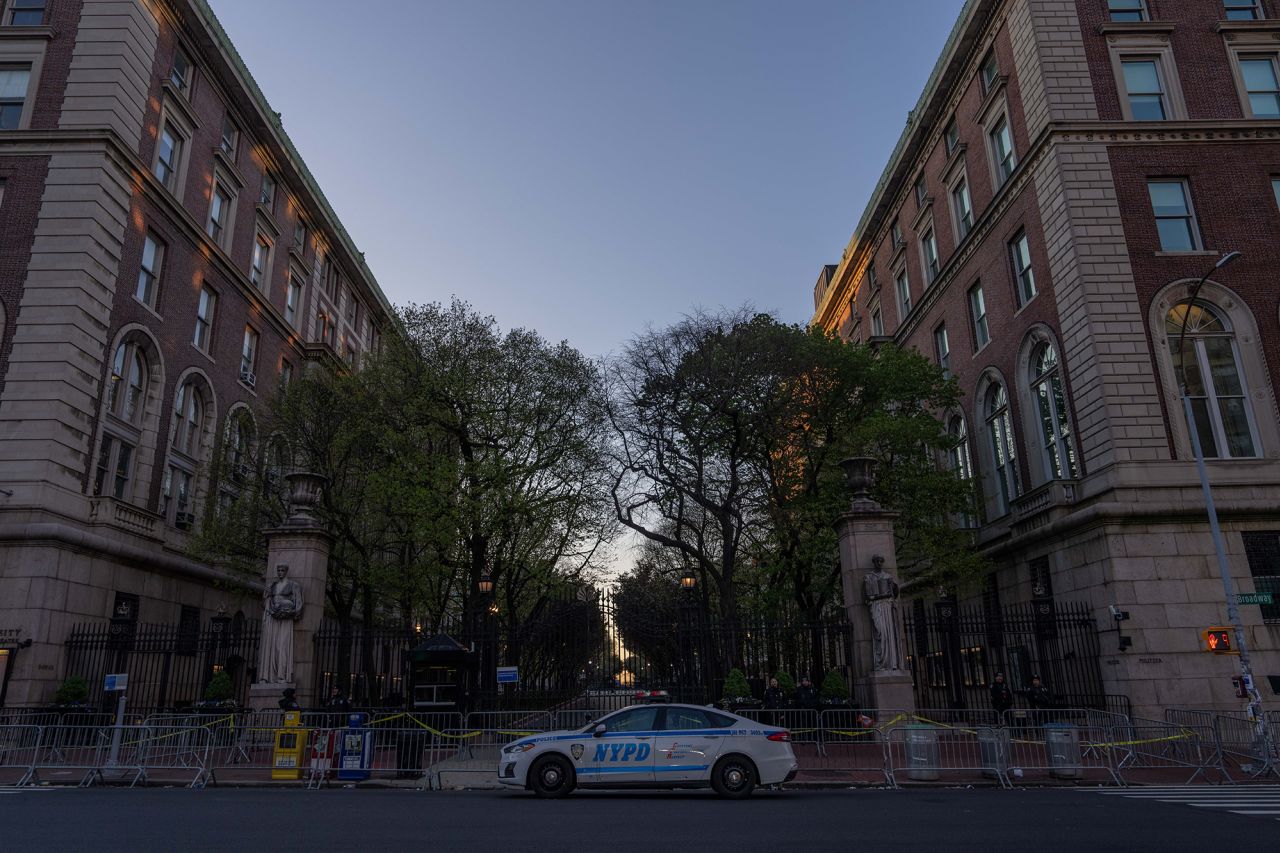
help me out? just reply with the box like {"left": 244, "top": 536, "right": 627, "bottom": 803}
{"left": 1174, "top": 250, "right": 1271, "bottom": 769}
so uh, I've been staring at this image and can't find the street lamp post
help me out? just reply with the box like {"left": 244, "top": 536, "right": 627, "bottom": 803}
{"left": 1174, "top": 251, "right": 1272, "bottom": 772}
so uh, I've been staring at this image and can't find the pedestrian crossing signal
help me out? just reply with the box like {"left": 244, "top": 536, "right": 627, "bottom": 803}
{"left": 1202, "top": 627, "right": 1236, "bottom": 654}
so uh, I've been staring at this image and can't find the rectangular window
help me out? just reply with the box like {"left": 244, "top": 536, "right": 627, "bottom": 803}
{"left": 952, "top": 177, "right": 974, "bottom": 239}
{"left": 944, "top": 118, "right": 959, "bottom": 155}
{"left": 914, "top": 175, "right": 928, "bottom": 207}
{"left": 219, "top": 112, "right": 238, "bottom": 157}
{"left": 990, "top": 117, "right": 1016, "bottom": 186}
{"left": 294, "top": 217, "right": 307, "bottom": 249}
{"left": 0, "top": 65, "right": 30, "bottom": 130}
{"left": 921, "top": 229, "right": 940, "bottom": 283}
{"left": 241, "top": 326, "right": 259, "bottom": 377}
{"left": 870, "top": 305, "right": 884, "bottom": 337}
{"left": 93, "top": 435, "right": 135, "bottom": 501}
{"left": 170, "top": 47, "right": 192, "bottom": 95}
{"left": 891, "top": 219, "right": 903, "bottom": 247}
{"left": 154, "top": 122, "right": 182, "bottom": 190}
{"left": 895, "top": 269, "right": 912, "bottom": 316}
{"left": 344, "top": 289, "right": 358, "bottom": 325}
{"left": 969, "top": 283, "right": 990, "bottom": 349}
{"left": 1148, "top": 179, "right": 1200, "bottom": 251}
{"left": 4, "top": 0, "right": 45, "bottom": 26}
{"left": 250, "top": 233, "right": 271, "bottom": 289}
{"left": 1272, "top": 177, "right": 1280, "bottom": 209}
{"left": 136, "top": 232, "right": 164, "bottom": 308}
{"left": 1240, "top": 55, "right": 1280, "bottom": 118}
{"left": 1010, "top": 231, "right": 1037, "bottom": 305}
{"left": 865, "top": 264, "right": 878, "bottom": 293}
{"left": 177, "top": 605, "right": 200, "bottom": 655}
{"left": 1224, "top": 1, "right": 1264, "bottom": 21}
{"left": 934, "top": 324, "right": 951, "bottom": 375}
{"left": 164, "top": 466, "right": 194, "bottom": 528}
{"left": 1108, "top": 0, "right": 1148, "bottom": 21}
{"left": 980, "top": 50, "right": 999, "bottom": 94}
{"left": 325, "top": 260, "right": 340, "bottom": 299}
{"left": 260, "top": 172, "right": 277, "bottom": 210}
{"left": 1122, "top": 59, "right": 1167, "bottom": 120}
{"left": 285, "top": 274, "right": 302, "bottom": 327}
{"left": 193, "top": 286, "right": 216, "bottom": 351}
{"left": 1242, "top": 533, "right": 1280, "bottom": 624}
{"left": 279, "top": 360, "right": 294, "bottom": 392}
{"left": 208, "top": 183, "right": 232, "bottom": 247}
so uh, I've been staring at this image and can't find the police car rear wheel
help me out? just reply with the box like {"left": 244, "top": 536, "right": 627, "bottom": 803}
{"left": 710, "top": 755, "right": 756, "bottom": 799}
{"left": 529, "top": 755, "right": 575, "bottom": 798}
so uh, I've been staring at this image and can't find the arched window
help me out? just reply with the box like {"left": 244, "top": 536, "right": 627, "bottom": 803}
{"left": 984, "top": 383, "right": 1020, "bottom": 516}
{"left": 1166, "top": 302, "right": 1260, "bottom": 459}
{"left": 164, "top": 376, "right": 212, "bottom": 530}
{"left": 94, "top": 340, "right": 153, "bottom": 501}
{"left": 947, "top": 415, "right": 977, "bottom": 528}
{"left": 226, "top": 410, "right": 254, "bottom": 478}
{"left": 172, "top": 380, "right": 205, "bottom": 456}
{"left": 106, "top": 342, "right": 147, "bottom": 425}
{"left": 1029, "top": 342, "right": 1079, "bottom": 480}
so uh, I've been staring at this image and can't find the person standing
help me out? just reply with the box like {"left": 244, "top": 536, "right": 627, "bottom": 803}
{"left": 762, "top": 677, "right": 786, "bottom": 726}
{"left": 1026, "top": 675, "right": 1053, "bottom": 711}
{"left": 277, "top": 687, "right": 300, "bottom": 711}
{"left": 795, "top": 677, "right": 821, "bottom": 715}
{"left": 989, "top": 673, "right": 1014, "bottom": 722}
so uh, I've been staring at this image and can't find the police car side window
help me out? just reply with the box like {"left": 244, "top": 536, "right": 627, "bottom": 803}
{"left": 664, "top": 709, "right": 711, "bottom": 730}
{"left": 706, "top": 711, "right": 736, "bottom": 728}
{"left": 605, "top": 707, "right": 659, "bottom": 732}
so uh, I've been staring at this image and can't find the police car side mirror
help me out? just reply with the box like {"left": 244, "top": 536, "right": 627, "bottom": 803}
{"left": 592, "top": 724, "right": 606, "bottom": 738}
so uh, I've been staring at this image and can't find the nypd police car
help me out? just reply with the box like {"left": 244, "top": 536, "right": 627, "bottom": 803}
{"left": 497, "top": 702, "right": 798, "bottom": 798}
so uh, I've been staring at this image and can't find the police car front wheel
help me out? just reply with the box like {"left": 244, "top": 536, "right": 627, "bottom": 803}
{"left": 528, "top": 755, "right": 576, "bottom": 798}
{"left": 710, "top": 754, "right": 757, "bottom": 799}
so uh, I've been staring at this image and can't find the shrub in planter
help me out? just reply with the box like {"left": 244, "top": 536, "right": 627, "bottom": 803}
{"left": 721, "top": 668, "right": 756, "bottom": 709}
{"left": 196, "top": 671, "right": 236, "bottom": 709}
{"left": 53, "top": 676, "right": 89, "bottom": 707}
{"left": 820, "top": 669, "right": 850, "bottom": 706}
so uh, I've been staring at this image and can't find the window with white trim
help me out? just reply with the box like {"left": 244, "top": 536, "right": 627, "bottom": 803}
{"left": 106, "top": 341, "right": 147, "bottom": 426}
{"left": 1121, "top": 58, "right": 1168, "bottom": 121}
{"left": 136, "top": 232, "right": 164, "bottom": 309}
{"left": 894, "top": 268, "right": 912, "bottom": 317}
{"left": 989, "top": 116, "right": 1016, "bottom": 187}
{"left": 208, "top": 181, "right": 233, "bottom": 249}
{"left": 240, "top": 326, "right": 259, "bottom": 378}
{"left": 891, "top": 219, "right": 903, "bottom": 248}
{"left": 1108, "top": 0, "right": 1148, "bottom": 21}
{"left": 260, "top": 172, "right": 277, "bottom": 211}
{"left": 219, "top": 112, "right": 239, "bottom": 158}
{"left": 1148, "top": 179, "right": 1200, "bottom": 252}
{"left": 870, "top": 304, "right": 884, "bottom": 337}
{"left": 979, "top": 50, "right": 999, "bottom": 94}
{"left": 914, "top": 174, "right": 927, "bottom": 207}
{"left": 952, "top": 176, "right": 974, "bottom": 239}
{"left": 0, "top": 65, "right": 31, "bottom": 130}
{"left": 1167, "top": 301, "right": 1260, "bottom": 458}
{"left": 153, "top": 120, "right": 185, "bottom": 192}
{"left": 95, "top": 341, "right": 150, "bottom": 503}
{"left": 250, "top": 232, "right": 272, "bottom": 290}
{"left": 293, "top": 217, "right": 307, "bottom": 250}
{"left": 1224, "top": 0, "right": 1264, "bottom": 21}
{"left": 921, "top": 228, "right": 940, "bottom": 284}
{"left": 947, "top": 415, "right": 978, "bottom": 528}
{"left": 934, "top": 324, "right": 951, "bottom": 376}
{"left": 944, "top": 118, "right": 959, "bottom": 155}
{"left": 4, "top": 1, "right": 45, "bottom": 26}
{"left": 1030, "top": 341, "right": 1079, "bottom": 480}
{"left": 984, "top": 383, "right": 1020, "bottom": 516}
{"left": 166, "top": 377, "right": 209, "bottom": 529}
{"left": 969, "top": 282, "right": 990, "bottom": 350}
{"left": 170, "top": 46, "right": 193, "bottom": 95}
{"left": 1010, "top": 230, "right": 1036, "bottom": 306}
{"left": 1239, "top": 54, "right": 1280, "bottom": 118}
{"left": 171, "top": 379, "right": 204, "bottom": 457}
{"left": 193, "top": 285, "right": 216, "bottom": 352}
{"left": 285, "top": 273, "right": 303, "bottom": 327}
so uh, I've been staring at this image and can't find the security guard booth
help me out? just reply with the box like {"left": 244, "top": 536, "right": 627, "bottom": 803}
{"left": 271, "top": 711, "right": 309, "bottom": 780}
{"left": 408, "top": 634, "right": 476, "bottom": 710}
{"left": 336, "top": 712, "right": 374, "bottom": 781}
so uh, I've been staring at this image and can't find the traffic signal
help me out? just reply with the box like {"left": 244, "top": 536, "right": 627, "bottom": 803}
{"left": 1202, "top": 627, "right": 1237, "bottom": 654}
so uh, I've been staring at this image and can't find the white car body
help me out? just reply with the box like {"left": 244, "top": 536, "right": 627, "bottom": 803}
{"left": 497, "top": 703, "right": 798, "bottom": 796}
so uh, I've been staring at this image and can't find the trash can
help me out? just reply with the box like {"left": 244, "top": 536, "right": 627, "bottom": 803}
{"left": 979, "top": 727, "right": 1007, "bottom": 779}
{"left": 1044, "top": 723, "right": 1081, "bottom": 779}
{"left": 905, "top": 724, "right": 940, "bottom": 781}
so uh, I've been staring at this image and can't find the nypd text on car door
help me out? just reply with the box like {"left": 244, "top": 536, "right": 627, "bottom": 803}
{"left": 579, "top": 706, "right": 659, "bottom": 784}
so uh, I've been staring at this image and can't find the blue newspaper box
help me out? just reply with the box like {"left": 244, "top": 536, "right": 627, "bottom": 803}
{"left": 336, "top": 712, "right": 373, "bottom": 781}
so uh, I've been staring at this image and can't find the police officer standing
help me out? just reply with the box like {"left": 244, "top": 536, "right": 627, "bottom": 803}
{"left": 1026, "top": 675, "right": 1053, "bottom": 711}
{"left": 989, "top": 673, "right": 1014, "bottom": 722}
{"left": 795, "top": 677, "right": 821, "bottom": 714}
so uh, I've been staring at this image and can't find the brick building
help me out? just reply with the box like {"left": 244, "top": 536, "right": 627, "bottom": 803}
{"left": 812, "top": 0, "right": 1280, "bottom": 717}
{"left": 0, "top": 0, "right": 391, "bottom": 705}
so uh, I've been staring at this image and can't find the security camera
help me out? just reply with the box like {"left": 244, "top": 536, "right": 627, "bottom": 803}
{"left": 1109, "top": 604, "right": 1129, "bottom": 622}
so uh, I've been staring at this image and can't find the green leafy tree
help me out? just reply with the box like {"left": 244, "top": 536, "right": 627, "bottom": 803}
{"left": 820, "top": 669, "right": 849, "bottom": 703}
{"left": 722, "top": 667, "right": 752, "bottom": 702}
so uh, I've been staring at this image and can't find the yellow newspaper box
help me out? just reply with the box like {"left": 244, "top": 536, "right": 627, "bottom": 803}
{"left": 271, "top": 711, "right": 308, "bottom": 780}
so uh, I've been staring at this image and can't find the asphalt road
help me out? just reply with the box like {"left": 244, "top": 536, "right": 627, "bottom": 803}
{"left": 0, "top": 786, "right": 1271, "bottom": 853}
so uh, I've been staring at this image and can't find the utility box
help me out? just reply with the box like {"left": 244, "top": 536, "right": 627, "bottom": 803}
{"left": 337, "top": 712, "right": 374, "bottom": 782}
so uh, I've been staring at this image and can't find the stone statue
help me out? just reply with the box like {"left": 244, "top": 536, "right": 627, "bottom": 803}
{"left": 258, "top": 563, "right": 303, "bottom": 684}
{"left": 863, "top": 555, "right": 902, "bottom": 672}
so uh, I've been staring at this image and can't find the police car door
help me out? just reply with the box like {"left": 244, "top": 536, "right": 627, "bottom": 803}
{"left": 579, "top": 706, "right": 659, "bottom": 784}
{"left": 653, "top": 707, "right": 728, "bottom": 782}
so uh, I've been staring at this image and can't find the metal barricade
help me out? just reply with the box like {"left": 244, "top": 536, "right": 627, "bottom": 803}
{"left": 911, "top": 708, "right": 1000, "bottom": 729}
{"left": 1003, "top": 723, "right": 1122, "bottom": 786}
{"left": 885, "top": 725, "right": 1010, "bottom": 787}
{"left": 1213, "top": 713, "right": 1280, "bottom": 781}
{"left": 1108, "top": 720, "right": 1216, "bottom": 786}
{"left": 554, "top": 709, "right": 598, "bottom": 731}
{"left": 205, "top": 725, "right": 309, "bottom": 786}
{"left": 0, "top": 724, "right": 41, "bottom": 787}
{"left": 31, "top": 725, "right": 121, "bottom": 787}
{"left": 806, "top": 711, "right": 893, "bottom": 787}
{"left": 737, "top": 709, "right": 823, "bottom": 750}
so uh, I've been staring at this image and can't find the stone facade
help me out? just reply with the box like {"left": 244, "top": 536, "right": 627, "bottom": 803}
{"left": 812, "top": 0, "right": 1280, "bottom": 719}
{"left": 0, "top": 1, "right": 390, "bottom": 706}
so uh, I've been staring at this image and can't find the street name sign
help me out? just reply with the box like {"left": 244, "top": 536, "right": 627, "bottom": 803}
{"left": 1237, "top": 592, "right": 1274, "bottom": 606}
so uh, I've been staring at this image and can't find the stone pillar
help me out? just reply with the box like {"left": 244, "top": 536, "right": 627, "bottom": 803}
{"left": 248, "top": 473, "right": 331, "bottom": 710}
{"left": 835, "top": 458, "right": 916, "bottom": 714}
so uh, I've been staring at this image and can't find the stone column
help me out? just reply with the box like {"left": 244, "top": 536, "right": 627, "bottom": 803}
{"left": 835, "top": 458, "right": 916, "bottom": 714}
{"left": 247, "top": 473, "right": 331, "bottom": 710}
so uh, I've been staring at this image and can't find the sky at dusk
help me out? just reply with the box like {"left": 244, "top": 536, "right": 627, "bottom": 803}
{"left": 209, "top": 0, "right": 966, "bottom": 359}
